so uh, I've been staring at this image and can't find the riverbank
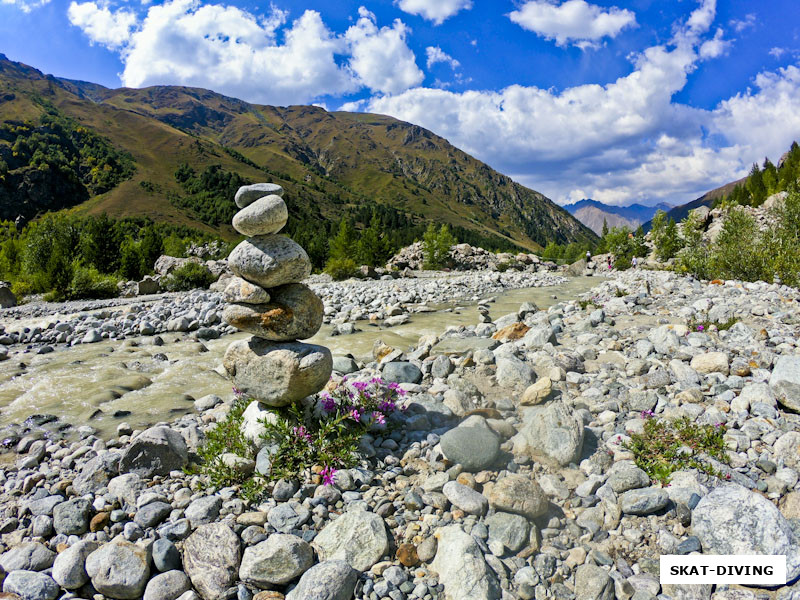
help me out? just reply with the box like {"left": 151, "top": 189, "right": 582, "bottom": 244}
{"left": 1, "top": 269, "right": 799, "bottom": 600}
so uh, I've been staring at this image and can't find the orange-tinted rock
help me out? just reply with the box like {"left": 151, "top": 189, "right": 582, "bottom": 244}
{"left": 397, "top": 543, "right": 419, "bottom": 567}
{"left": 90, "top": 512, "right": 110, "bottom": 533}
{"left": 492, "top": 323, "right": 530, "bottom": 342}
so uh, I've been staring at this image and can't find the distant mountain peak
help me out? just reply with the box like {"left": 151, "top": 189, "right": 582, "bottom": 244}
{"left": 562, "top": 199, "right": 673, "bottom": 235}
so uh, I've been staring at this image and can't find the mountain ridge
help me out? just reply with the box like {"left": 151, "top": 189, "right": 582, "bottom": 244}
{"left": 0, "top": 54, "right": 597, "bottom": 252}
{"left": 562, "top": 199, "right": 673, "bottom": 234}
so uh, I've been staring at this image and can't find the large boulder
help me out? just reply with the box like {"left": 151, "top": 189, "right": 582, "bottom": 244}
{"left": 222, "top": 283, "right": 323, "bottom": 341}
{"left": 313, "top": 510, "right": 389, "bottom": 572}
{"left": 119, "top": 426, "right": 188, "bottom": 478}
{"left": 0, "top": 283, "right": 16, "bottom": 308}
{"left": 769, "top": 356, "right": 800, "bottom": 412}
{"left": 692, "top": 484, "right": 800, "bottom": 581}
{"left": 511, "top": 400, "right": 584, "bottom": 466}
{"left": 227, "top": 235, "right": 312, "bottom": 289}
{"left": 223, "top": 338, "right": 332, "bottom": 407}
{"left": 183, "top": 523, "right": 242, "bottom": 600}
{"left": 431, "top": 525, "right": 501, "bottom": 600}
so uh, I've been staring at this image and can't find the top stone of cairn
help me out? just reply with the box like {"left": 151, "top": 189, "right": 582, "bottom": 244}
{"left": 235, "top": 183, "right": 284, "bottom": 209}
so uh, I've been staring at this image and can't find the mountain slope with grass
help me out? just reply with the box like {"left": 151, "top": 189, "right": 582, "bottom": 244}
{"left": 0, "top": 54, "right": 596, "bottom": 253}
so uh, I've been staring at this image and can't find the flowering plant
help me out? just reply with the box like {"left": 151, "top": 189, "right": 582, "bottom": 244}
{"left": 257, "top": 376, "right": 405, "bottom": 485}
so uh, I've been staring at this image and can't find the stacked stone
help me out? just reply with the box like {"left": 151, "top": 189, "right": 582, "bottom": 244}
{"left": 221, "top": 183, "right": 332, "bottom": 406}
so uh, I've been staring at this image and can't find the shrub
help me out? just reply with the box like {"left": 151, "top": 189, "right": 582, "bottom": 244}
{"left": 709, "top": 207, "right": 771, "bottom": 282}
{"left": 67, "top": 264, "right": 118, "bottom": 300}
{"left": 192, "top": 394, "right": 259, "bottom": 495}
{"left": 162, "top": 261, "right": 215, "bottom": 291}
{"left": 324, "top": 257, "right": 358, "bottom": 281}
{"left": 422, "top": 223, "right": 455, "bottom": 270}
{"left": 687, "top": 314, "right": 739, "bottom": 333}
{"left": 258, "top": 377, "right": 404, "bottom": 483}
{"left": 624, "top": 415, "right": 729, "bottom": 485}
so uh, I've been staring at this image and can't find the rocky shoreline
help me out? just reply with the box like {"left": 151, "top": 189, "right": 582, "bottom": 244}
{"left": 0, "top": 270, "right": 568, "bottom": 354}
{"left": 1, "top": 269, "right": 800, "bottom": 600}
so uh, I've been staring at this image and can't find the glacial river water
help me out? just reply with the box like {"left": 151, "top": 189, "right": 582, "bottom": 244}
{"left": 0, "top": 277, "right": 599, "bottom": 438}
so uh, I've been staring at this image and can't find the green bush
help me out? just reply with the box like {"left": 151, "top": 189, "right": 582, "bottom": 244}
{"left": 422, "top": 223, "right": 455, "bottom": 270}
{"left": 67, "top": 264, "right": 118, "bottom": 300}
{"left": 162, "top": 262, "right": 215, "bottom": 291}
{"left": 625, "top": 416, "right": 729, "bottom": 485}
{"left": 651, "top": 210, "right": 684, "bottom": 261}
{"left": 191, "top": 396, "right": 262, "bottom": 498}
{"left": 709, "top": 208, "right": 771, "bottom": 282}
{"left": 324, "top": 257, "right": 358, "bottom": 281}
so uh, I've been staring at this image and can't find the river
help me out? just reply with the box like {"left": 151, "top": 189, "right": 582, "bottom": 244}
{"left": 0, "top": 277, "right": 599, "bottom": 438}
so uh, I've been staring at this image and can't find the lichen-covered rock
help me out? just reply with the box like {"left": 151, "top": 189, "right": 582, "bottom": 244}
{"left": 511, "top": 400, "right": 584, "bottom": 466}
{"left": 183, "top": 523, "right": 242, "bottom": 600}
{"left": 222, "top": 283, "right": 323, "bottom": 341}
{"left": 692, "top": 484, "right": 800, "bottom": 580}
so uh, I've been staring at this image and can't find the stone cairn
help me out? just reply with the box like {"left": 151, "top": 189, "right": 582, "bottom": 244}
{"left": 221, "top": 183, "right": 332, "bottom": 406}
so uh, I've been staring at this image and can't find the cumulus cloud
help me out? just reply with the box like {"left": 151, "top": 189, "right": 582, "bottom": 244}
{"left": 1, "top": 0, "right": 49, "bottom": 12}
{"left": 67, "top": 1, "right": 137, "bottom": 49}
{"left": 370, "top": 0, "right": 800, "bottom": 206}
{"left": 729, "top": 13, "right": 756, "bottom": 33}
{"left": 68, "top": 0, "right": 424, "bottom": 104}
{"left": 508, "top": 0, "right": 636, "bottom": 49}
{"left": 394, "top": 0, "right": 472, "bottom": 25}
{"left": 698, "top": 28, "right": 730, "bottom": 60}
{"left": 345, "top": 7, "right": 423, "bottom": 95}
{"left": 426, "top": 46, "right": 460, "bottom": 70}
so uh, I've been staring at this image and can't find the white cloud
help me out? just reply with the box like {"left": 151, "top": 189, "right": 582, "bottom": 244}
{"left": 67, "top": 2, "right": 137, "bottom": 49}
{"left": 508, "top": 0, "right": 636, "bottom": 49}
{"left": 426, "top": 46, "right": 460, "bottom": 70}
{"left": 698, "top": 28, "right": 730, "bottom": 60}
{"left": 338, "top": 99, "right": 366, "bottom": 112}
{"left": 729, "top": 13, "right": 756, "bottom": 33}
{"left": 1, "top": 0, "right": 49, "bottom": 11}
{"left": 769, "top": 47, "right": 787, "bottom": 59}
{"left": 369, "top": 0, "right": 800, "bottom": 206}
{"left": 394, "top": 0, "right": 472, "bottom": 25}
{"left": 68, "top": 0, "right": 423, "bottom": 103}
{"left": 345, "top": 7, "right": 423, "bottom": 95}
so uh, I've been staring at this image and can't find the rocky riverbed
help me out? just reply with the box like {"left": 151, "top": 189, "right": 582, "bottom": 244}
{"left": 1, "top": 268, "right": 800, "bottom": 600}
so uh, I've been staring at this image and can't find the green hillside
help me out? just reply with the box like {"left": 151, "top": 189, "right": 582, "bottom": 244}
{"left": 0, "top": 54, "right": 597, "bottom": 252}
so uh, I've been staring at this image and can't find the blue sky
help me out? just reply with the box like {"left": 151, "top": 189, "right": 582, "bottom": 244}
{"left": 2, "top": 0, "right": 800, "bottom": 207}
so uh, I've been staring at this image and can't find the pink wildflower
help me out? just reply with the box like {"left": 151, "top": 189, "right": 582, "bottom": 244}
{"left": 320, "top": 466, "right": 337, "bottom": 486}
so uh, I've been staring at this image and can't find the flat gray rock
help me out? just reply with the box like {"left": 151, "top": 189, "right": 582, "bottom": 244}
{"left": 620, "top": 488, "right": 670, "bottom": 515}
{"left": 235, "top": 183, "right": 284, "bottom": 208}
{"left": 442, "top": 481, "right": 489, "bottom": 515}
{"left": 440, "top": 427, "right": 500, "bottom": 472}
